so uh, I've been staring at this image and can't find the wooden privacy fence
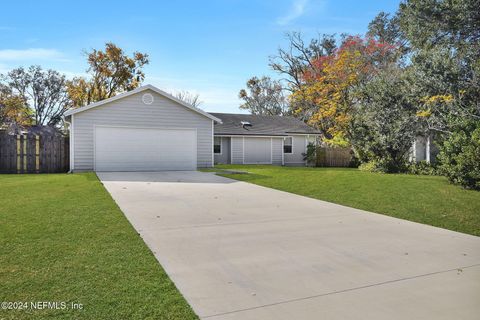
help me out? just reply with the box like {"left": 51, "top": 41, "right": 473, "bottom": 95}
{"left": 0, "top": 133, "right": 69, "bottom": 173}
{"left": 316, "top": 146, "right": 352, "bottom": 167}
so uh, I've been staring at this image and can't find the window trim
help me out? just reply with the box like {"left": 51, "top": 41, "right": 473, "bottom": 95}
{"left": 214, "top": 136, "right": 222, "bottom": 155}
{"left": 283, "top": 136, "right": 293, "bottom": 154}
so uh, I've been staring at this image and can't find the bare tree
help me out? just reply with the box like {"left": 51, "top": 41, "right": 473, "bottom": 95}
{"left": 268, "top": 32, "right": 336, "bottom": 120}
{"left": 1, "top": 66, "right": 71, "bottom": 126}
{"left": 239, "top": 76, "right": 289, "bottom": 116}
{"left": 269, "top": 32, "right": 336, "bottom": 92}
{"left": 173, "top": 90, "right": 203, "bottom": 108}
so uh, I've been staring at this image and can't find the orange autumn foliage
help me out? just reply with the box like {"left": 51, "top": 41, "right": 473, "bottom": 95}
{"left": 0, "top": 93, "right": 33, "bottom": 127}
{"left": 291, "top": 36, "right": 397, "bottom": 145}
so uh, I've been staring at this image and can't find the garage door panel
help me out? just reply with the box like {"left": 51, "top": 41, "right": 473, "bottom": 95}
{"left": 244, "top": 137, "right": 271, "bottom": 164}
{"left": 95, "top": 127, "right": 196, "bottom": 171}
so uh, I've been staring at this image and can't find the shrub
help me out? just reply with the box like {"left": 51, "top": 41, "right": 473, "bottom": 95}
{"left": 438, "top": 123, "right": 480, "bottom": 190}
{"left": 407, "top": 160, "right": 438, "bottom": 175}
{"left": 358, "top": 158, "right": 409, "bottom": 173}
{"left": 302, "top": 142, "right": 317, "bottom": 165}
{"left": 358, "top": 160, "right": 385, "bottom": 173}
{"left": 349, "top": 152, "right": 361, "bottom": 168}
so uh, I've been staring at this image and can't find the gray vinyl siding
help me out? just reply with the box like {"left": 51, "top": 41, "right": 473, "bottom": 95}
{"left": 284, "top": 135, "right": 307, "bottom": 165}
{"left": 72, "top": 89, "right": 213, "bottom": 170}
{"left": 272, "top": 138, "right": 283, "bottom": 165}
{"left": 231, "top": 137, "right": 244, "bottom": 164}
{"left": 214, "top": 137, "right": 231, "bottom": 164}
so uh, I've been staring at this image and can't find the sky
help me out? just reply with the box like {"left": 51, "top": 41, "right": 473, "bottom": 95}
{"left": 0, "top": 0, "right": 400, "bottom": 113}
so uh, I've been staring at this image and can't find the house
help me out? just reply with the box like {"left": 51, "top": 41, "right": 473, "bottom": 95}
{"left": 409, "top": 135, "right": 439, "bottom": 163}
{"left": 210, "top": 113, "right": 321, "bottom": 166}
{"left": 64, "top": 84, "right": 320, "bottom": 172}
{"left": 64, "top": 85, "right": 221, "bottom": 172}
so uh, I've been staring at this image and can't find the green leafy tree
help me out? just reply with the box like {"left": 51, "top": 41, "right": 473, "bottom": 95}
{"left": 438, "top": 121, "right": 480, "bottom": 190}
{"left": 367, "top": 12, "right": 408, "bottom": 50}
{"left": 398, "top": 0, "right": 480, "bottom": 49}
{"left": 397, "top": 0, "right": 480, "bottom": 187}
{"left": 349, "top": 67, "right": 419, "bottom": 172}
{"left": 399, "top": 0, "right": 480, "bottom": 132}
{"left": 407, "top": 46, "right": 479, "bottom": 136}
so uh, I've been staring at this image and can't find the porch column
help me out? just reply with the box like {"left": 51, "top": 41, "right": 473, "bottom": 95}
{"left": 426, "top": 135, "right": 431, "bottom": 163}
{"left": 410, "top": 139, "right": 416, "bottom": 162}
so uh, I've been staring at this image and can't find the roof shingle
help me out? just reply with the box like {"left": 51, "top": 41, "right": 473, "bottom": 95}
{"left": 209, "top": 113, "right": 321, "bottom": 136}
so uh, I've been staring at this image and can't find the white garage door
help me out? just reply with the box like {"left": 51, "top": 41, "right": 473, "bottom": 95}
{"left": 95, "top": 126, "right": 196, "bottom": 171}
{"left": 244, "top": 137, "right": 272, "bottom": 164}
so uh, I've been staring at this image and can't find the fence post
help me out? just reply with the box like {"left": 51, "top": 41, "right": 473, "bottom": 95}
{"left": 65, "top": 137, "right": 70, "bottom": 172}
{"left": 22, "top": 135, "right": 27, "bottom": 172}
{"left": 35, "top": 135, "right": 40, "bottom": 173}
{"left": 16, "top": 135, "right": 21, "bottom": 173}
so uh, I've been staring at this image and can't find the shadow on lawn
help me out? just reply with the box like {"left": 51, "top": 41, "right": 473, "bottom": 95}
{"left": 218, "top": 172, "right": 271, "bottom": 182}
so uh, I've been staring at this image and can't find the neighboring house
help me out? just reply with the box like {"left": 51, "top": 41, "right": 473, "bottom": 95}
{"left": 209, "top": 113, "right": 321, "bottom": 166}
{"left": 0, "top": 124, "right": 64, "bottom": 136}
{"left": 64, "top": 84, "right": 320, "bottom": 172}
{"left": 409, "top": 135, "right": 439, "bottom": 163}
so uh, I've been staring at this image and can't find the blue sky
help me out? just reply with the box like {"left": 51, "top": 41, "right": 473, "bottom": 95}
{"left": 0, "top": 0, "right": 400, "bottom": 113}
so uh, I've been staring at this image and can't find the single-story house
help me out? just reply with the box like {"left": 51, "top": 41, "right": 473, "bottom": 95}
{"left": 209, "top": 113, "right": 320, "bottom": 166}
{"left": 64, "top": 84, "right": 320, "bottom": 172}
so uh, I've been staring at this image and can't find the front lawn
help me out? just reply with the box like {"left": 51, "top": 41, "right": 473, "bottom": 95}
{"left": 212, "top": 165, "right": 480, "bottom": 236}
{"left": 0, "top": 173, "right": 197, "bottom": 320}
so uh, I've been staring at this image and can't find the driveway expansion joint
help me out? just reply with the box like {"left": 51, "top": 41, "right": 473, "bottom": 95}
{"left": 202, "top": 263, "right": 480, "bottom": 319}
{"left": 153, "top": 213, "right": 354, "bottom": 231}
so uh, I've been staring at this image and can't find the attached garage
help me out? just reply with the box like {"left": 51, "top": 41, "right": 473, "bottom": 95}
{"left": 64, "top": 85, "right": 221, "bottom": 172}
{"left": 244, "top": 137, "right": 271, "bottom": 164}
{"left": 94, "top": 127, "right": 196, "bottom": 171}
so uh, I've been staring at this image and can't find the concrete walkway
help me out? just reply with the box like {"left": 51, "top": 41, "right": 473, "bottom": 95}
{"left": 98, "top": 171, "right": 480, "bottom": 320}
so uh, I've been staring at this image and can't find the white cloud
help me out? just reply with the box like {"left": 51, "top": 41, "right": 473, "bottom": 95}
{"left": 277, "top": 0, "right": 309, "bottom": 25}
{"left": 0, "top": 48, "right": 64, "bottom": 61}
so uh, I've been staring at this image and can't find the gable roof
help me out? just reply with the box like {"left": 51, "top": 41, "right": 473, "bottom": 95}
{"left": 209, "top": 113, "right": 321, "bottom": 136}
{"left": 63, "top": 84, "right": 222, "bottom": 123}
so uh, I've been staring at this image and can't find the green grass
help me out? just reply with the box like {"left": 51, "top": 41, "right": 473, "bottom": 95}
{"left": 210, "top": 165, "right": 480, "bottom": 236}
{"left": 0, "top": 173, "right": 197, "bottom": 320}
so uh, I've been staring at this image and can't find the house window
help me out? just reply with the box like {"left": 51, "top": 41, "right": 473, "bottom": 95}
{"left": 214, "top": 137, "right": 222, "bottom": 154}
{"left": 284, "top": 137, "right": 293, "bottom": 154}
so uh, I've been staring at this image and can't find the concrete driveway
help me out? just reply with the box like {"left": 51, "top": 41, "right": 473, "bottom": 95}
{"left": 98, "top": 171, "right": 480, "bottom": 320}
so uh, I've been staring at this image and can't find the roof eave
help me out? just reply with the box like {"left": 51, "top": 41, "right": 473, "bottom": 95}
{"left": 214, "top": 133, "right": 289, "bottom": 136}
{"left": 213, "top": 131, "right": 322, "bottom": 136}
{"left": 285, "top": 131, "right": 322, "bottom": 135}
